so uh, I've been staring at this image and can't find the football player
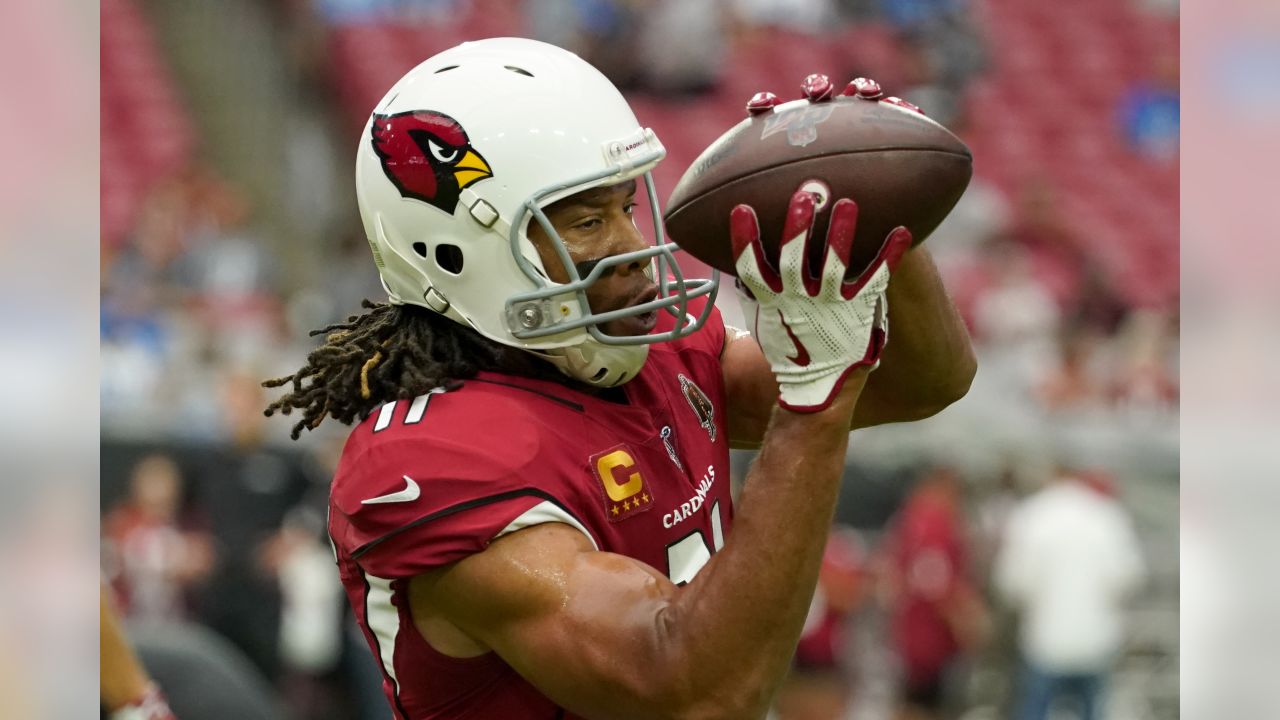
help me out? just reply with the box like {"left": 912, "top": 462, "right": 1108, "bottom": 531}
{"left": 265, "top": 38, "right": 974, "bottom": 720}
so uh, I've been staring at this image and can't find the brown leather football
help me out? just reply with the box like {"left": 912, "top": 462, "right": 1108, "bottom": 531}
{"left": 663, "top": 93, "right": 972, "bottom": 278}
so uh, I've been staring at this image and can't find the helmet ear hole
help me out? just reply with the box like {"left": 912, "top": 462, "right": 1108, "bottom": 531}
{"left": 435, "top": 244, "right": 465, "bottom": 275}
{"left": 412, "top": 242, "right": 428, "bottom": 258}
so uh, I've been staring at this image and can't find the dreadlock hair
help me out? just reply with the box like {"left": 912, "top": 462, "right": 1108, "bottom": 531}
{"left": 263, "top": 299, "right": 557, "bottom": 440}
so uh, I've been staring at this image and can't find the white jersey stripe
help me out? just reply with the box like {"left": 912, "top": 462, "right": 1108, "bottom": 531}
{"left": 496, "top": 500, "right": 599, "bottom": 550}
{"left": 710, "top": 499, "right": 725, "bottom": 551}
{"left": 364, "top": 573, "right": 402, "bottom": 697}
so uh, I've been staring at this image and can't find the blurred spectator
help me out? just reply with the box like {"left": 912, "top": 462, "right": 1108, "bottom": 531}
{"left": 264, "top": 506, "right": 348, "bottom": 719}
{"left": 530, "top": 0, "right": 725, "bottom": 94}
{"left": 1110, "top": 309, "right": 1179, "bottom": 415}
{"left": 102, "top": 167, "right": 289, "bottom": 441}
{"left": 972, "top": 238, "right": 1061, "bottom": 394}
{"left": 904, "top": 86, "right": 1014, "bottom": 314}
{"left": 925, "top": 160, "right": 1013, "bottom": 331}
{"left": 1005, "top": 180, "right": 1087, "bottom": 310}
{"left": 1066, "top": 263, "right": 1129, "bottom": 338}
{"left": 527, "top": 0, "right": 641, "bottom": 88}
{"left": 971, "top": 465, "right": 1020, "bottom": 579}
{"left": 1119, "top": 52, "right": 1180, "bottom": 163}
{"left": 774, "top": 527, "right": 869, "bottom": 720}
{"left": 312, "top": 232, "right": 385, "bottom": 326}
{"left": 1036, "top": 323, "right": 1107, "bottom": 413}
{"left": 885, "top": 467, "right": 989, "bottom": 720}
{"left": 103, "top": 454, "right": 216, "bottom": 622}
{"left": 104, "top": 175, "right": 192, "bottom": 303}
{"left": 878, "top": 0, "right": 960, "bottom": 32}
{"left": 174, "top": 171, "right": 283, "bottom": 367}
{"left": 316, "top": 0, "right": 465, "bottom": 24}
{"left": 994, "top": 470, "right": 1147, "bottom": 720}
{"left": 732, "top": 0, "right": 837, "bottom": 33}
{"left": 897, "top": 32, "right": 960, "bottom": 127}
{"left": 198, "top": 371, "right": 313, "bottom": 682}
{"left": 101, "top": 178, "right": 194, "bottom": 428}
{"left": 879, "top": 0, "right": 985, "bottom": 90}
{"left": 636, "top": 0, "right": 727, "bottom": 95}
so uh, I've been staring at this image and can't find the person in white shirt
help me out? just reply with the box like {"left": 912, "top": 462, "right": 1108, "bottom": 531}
{"left": 994, "top": 470, "right": 1147, "bottom": 720}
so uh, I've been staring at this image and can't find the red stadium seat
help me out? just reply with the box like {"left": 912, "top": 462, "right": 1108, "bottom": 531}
{"left": 964, "top": 0, "right": 1178, "bottom": 304}
{"left": 101, "top": 0, "right": 194, "bottom": 248}
{"left": 315, "top": 0, "right": 1177, "bottom": 308}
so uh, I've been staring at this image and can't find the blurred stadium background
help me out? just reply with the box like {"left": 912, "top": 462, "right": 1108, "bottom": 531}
{"left": 100, "top": 0, "right": 1178, "bottom": 718}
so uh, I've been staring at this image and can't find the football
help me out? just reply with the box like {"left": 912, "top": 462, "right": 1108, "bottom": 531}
{"left": 664, "top": 88, "right": 973, "bottom": 278}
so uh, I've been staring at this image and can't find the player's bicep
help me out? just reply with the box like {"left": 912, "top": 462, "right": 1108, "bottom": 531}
{"left": 409, "top": 523, "right": 685, "bottom": 720}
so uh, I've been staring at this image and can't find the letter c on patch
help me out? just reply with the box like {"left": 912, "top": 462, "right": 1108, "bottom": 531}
{"left": 597, "top": 449, "right": 643, "bottom": 501}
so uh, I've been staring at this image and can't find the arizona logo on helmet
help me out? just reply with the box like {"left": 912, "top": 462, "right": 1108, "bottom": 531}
{"left": 370, "top": 110, "right": 493, "bottom": 214}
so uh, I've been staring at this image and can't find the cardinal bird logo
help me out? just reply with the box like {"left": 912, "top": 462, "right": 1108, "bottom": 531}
{"left": 370, "top": 110, "right": 494, "bottom": 214}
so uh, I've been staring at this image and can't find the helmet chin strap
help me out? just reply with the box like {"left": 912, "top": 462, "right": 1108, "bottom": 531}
{"left": 406, "top": 279, "right": 648, "bottom": 387}
{"left": 531, "top": 339, "right": 650, "bottom": 388}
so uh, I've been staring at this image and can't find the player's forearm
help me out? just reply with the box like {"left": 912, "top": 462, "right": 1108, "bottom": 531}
{"left": 654, "top": 378, "right": 864, "bottom": 719}
{"left": 852, "top": 247, "right": 975, "bottom": 427}
{"left": 100, "top": 587, "right": 153, "bottom": 710}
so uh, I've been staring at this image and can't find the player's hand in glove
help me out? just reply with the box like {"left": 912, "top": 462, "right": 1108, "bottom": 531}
{"left": 732, "top": 189, "right": 912, "bottom": 413}
{"left": 109, "top": 685, "right": 176, "bottom": 720}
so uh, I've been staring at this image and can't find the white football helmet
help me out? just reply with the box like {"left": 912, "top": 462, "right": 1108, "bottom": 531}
{"left": 354, "top": 37, "right": 718, "bottom": 387}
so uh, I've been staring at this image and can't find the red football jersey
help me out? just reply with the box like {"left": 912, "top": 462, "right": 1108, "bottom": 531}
{"left": 328, "top": 305, "right": 732, "bottom": 719}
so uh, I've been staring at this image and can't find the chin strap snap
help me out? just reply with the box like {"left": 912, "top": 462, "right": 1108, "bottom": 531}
{"left": 423, "top": 287, "right": 451, "bottom": 314}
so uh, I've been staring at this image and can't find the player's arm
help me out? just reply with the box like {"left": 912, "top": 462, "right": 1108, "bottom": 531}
{"left": 851, "top": 245, "right": 975, "bottom": 426}
{"left": 101, "top": 582, "right": 176, "bottom": 720}
{"left": 412, "top": 192, "right": 907, "bottom": 720}
{"left": 412, "top": 379, "right": 867, "bottom": 720}
{"left": 723, "top": 245, "right": 975, "bottom": 448}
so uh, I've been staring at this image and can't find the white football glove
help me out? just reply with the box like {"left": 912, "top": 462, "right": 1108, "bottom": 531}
{"left": 109, "top": 685, "right": 176, "bottom": 720}
{"left": 732, "top": 189, "right": 912, "bottom": 412}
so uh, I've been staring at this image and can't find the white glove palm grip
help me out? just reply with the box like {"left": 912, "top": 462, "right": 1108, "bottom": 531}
{"left": 732, "top": 190, "right": 911, "bottom": 412}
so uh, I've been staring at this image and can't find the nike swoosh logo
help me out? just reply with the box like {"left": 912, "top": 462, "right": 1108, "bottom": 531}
{"left": 779, "top": 312, "right": 811, "bottom": 367}
{"left": 362, "top": 475, "right": 421, "bottom": 505}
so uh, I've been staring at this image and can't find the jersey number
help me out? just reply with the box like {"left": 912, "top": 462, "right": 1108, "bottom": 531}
{"left": 665, "top": 500, "right": 725, "bottom": 586}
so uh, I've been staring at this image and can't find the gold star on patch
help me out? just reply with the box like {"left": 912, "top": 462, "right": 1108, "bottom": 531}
{"left": 641, "top": 493, "right": 650, "bottom": 504}
{"left": 623, "top": 499, "right": 632, "bottom": 511}
{"left": 611, "top": 505, "right": 620, "bottom": 516}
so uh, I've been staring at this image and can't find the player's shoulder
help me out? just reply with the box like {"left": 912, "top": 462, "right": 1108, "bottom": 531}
{"left": 330, "top": 377, "right": 583, "bottom": 512}
{"left": 352, "top": 376, "right": 579, "bottom": 442}
{"left": 327, "top": 377, "right": 602, "bottom": 573}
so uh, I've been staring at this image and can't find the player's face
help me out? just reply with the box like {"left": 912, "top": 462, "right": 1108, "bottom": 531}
{"left": 528, "top": 179, "right": 660, "bottom": 337}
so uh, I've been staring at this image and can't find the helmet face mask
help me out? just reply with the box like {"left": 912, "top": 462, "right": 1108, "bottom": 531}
{"left": 507, "top": 166, "right": 716, "bottom": 347}
{"left": 355, "top": 38, "right": 718, "bottom": 385}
